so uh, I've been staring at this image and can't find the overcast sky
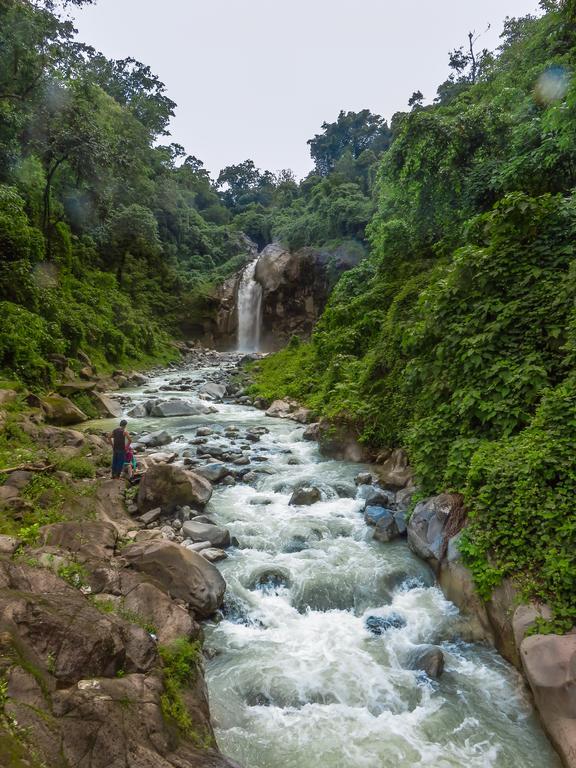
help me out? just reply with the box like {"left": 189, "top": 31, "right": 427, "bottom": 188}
{"left": 71, "top": 0, "right": 540, "bottom": 179}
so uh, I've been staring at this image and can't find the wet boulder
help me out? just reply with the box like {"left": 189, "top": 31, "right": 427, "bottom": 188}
{"left": 365, "top": 613, "right": 407, "bottom": 634}
{"left": 137, "top": 430, "right": 172, "bottom": 448}
{"left": 407, "top": 493, "right": 464, "bottom": 563}
{"left": 137, "top": 464, "right": 212, "bottom": 513}
{"left": 194, "top": 463, "right": 230, "bottom": 483}
{"left": 200, "top": 548, "right": 228, "bottom": 563}
{"left": 198, "top": 382, "right": 226, "bottom": 399}
{"left": 182, "top": 520, "right": 231, "bottom": 549}
{"left": 355, "top": 472, "right": 373, "bottom": 486}
{"left": 251, "top": 569, "right": 291, "bottom": 593}
{"left": 357, "top": 484, "right": 395, "bottom": 509}
{"left": 120, "top": 540, "right": 226, "bottom": 618}
{"left": 407, "top": 644, "right": 445, "bottom": 678}
{"left": 149, "top": 399, "right": 214, "bottom": 418}
{"left": 199, "top": 442, "right": 229, "bottom": 461}
{"left": 289, "top": 486, "right": 322, "bottom": 506}
{"left": 394, "top": 511, "right": 407, "bottom": 536}
{"left": 127, "top": 402, "right": 147, "bottom": 418}
{"left": 364, "top": 506, "right": 401, "bottom": 543}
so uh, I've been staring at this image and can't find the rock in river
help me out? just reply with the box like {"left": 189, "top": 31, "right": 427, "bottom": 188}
{"left": 289, "top": 486, "right": 321, "bottom": 506}
{"left": 150, "top": 399, "right": 215, "bottom": 417}
{"left": 182, "top": 520, "right": 231, "bottom": 549}
{"left": 120, "top": 539, "right": 226, "bottom": 618}
{"left": 137, "top": 430, "right": 172, "bottom": 448}
{"left": 364, "top": 506, "right": 401, "bottom": 543}
{"left": 365, "top": 613, "right": 407, "bottom": 634}
{"left": 406, "top": 644, "right": 445, "bottom": 679}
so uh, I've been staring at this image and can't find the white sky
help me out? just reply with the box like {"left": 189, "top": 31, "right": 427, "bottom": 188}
{"left": 72, "top": 0, "right": 540, "bottom": 178}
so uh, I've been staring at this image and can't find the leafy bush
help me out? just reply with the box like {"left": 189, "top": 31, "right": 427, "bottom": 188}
{"left": 252, "top": 6, "right": 576, "bottom": 630}
{"left": 158, "top": 638, "right": 214, "bottom": 747}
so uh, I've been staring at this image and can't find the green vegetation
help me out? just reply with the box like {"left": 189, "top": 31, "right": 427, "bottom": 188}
{"left": 159, "top": 638, "right": 214, "bottom": 748}
{"left": 0, "top": 1, "right": 387, "bottom": 386}
{"left": 252, "top": 2, "right": 576, "bottom": 630}
{"left": 57, "top": 560, "right": 88, "bottom": 589}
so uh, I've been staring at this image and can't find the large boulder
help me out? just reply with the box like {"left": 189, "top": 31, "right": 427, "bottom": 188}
{"left": 182, "top": 521, "right": 231, "bottom": 549}
{"left": 40, "top": 394, "right": 88, "bottom": 426}
{"left": 520, "top": 634, "right": 576, "bottom": 767}
{"left": 289, "top": 486, "right": 321, "bottom": 506}
{"left": 364, "top": 506, "right": 400, "bottom": 543}
{"left": 0, "top": 589, "right": 156, "bottom": 684}
{"left": 120, "top": 540, "right": 226, "bottom": 617}
{"left": 406, "top": 645, "right": 445, "bottom": 679}
{"left": 194, "top": 463, "right": 230, "bottom": 483}
{"left": 38, "top": 521, "right": 118, "bottom": 562}
{"left": 88, "top": 391, "right": 123, "bottom": 418}
{"left": 137, "top": 464, "right": 212, "bottom": 513}
{"left": 121, "top": 582, "right": 198, "bottom": 644}
{"left": 6, "top": 667, "right": 236, "bottom": 768}
{"left": 375, "top": 448, "right": 413, "bottom": 488}
{"left": 137, "top": 430, "right": 172, "bottom": 448}
{"left": 356, "top": 484, "right": 395, "bottom": 509}
{"left": 407, "top": 493, "right": 464, "bottom": 563}
{"left": 198, "top": 382, "right": 226, "bottom": 399}
{"left": 150, "top": 400, "right": 214, "bottom": 418}
{"left": 265, "top": 399, "right": 294, "bottom": 418}
{"left": 317, "top": 420, "right": 373, "bottom": 462}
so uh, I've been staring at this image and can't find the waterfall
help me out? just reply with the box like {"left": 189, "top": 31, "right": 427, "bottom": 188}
{"left": 237, "top": 258, "right": 262, "bottom": 352}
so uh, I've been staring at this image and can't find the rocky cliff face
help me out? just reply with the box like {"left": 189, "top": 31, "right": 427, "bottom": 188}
{"left": 406, "top": 495, "right": 576, "bottom": 768}
{"left": 0, "top": 399, "right": 238, "bottom": 768}
{"left": 214, "top": 242, "right": 360, "bottom": 350}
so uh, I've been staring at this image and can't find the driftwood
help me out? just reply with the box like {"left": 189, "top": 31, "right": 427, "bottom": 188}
{"left": 0, "top": 463, "right": 55, "bottom": 475}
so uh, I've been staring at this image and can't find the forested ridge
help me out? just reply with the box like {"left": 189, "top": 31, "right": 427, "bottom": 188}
{"left": 252, "top": 1, "right": 576, "bottom": 630}
{"left": 2, "top": 0, "right": 576, "bottom": 629}
{"left": 0, "top": 0, "right": 386, "bottom": 384}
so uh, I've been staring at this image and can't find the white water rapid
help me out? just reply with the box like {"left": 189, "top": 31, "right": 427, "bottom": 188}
{"left": 237, "top": 259, "right": 262, "bottom": 352}
{"left": 98, "top": 354, "right": 560, "bottom": 768}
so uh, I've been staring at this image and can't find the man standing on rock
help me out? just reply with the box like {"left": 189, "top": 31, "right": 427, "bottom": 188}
{"left": 109, "top": 419, "right": 130, "bottom": 479}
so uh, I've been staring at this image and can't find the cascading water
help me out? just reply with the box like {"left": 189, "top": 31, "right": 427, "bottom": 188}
{"left": 237, "top": 259, "right": 263, "bottom": 352}
{"left": 115, "top": 357, "right": 561, "bottom": 768}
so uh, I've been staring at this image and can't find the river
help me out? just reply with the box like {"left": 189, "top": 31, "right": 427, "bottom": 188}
{"left": 107, "top": 355, "right": 560, "bottom": 768}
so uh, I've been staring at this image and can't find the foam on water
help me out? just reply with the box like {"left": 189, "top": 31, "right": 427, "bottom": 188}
{"left": 110, "top": 362, "right": 561, "bottom": 768}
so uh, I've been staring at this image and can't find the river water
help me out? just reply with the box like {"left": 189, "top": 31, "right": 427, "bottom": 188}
{"left": 107, "top": 359, "right": 560, "bottom": 768}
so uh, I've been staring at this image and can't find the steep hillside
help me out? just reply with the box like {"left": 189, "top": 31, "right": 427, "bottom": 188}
{"left": 251, "top": 2, "right": 576, "bottom": 631}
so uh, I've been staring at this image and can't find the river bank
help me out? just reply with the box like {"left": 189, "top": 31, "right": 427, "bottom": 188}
{"left": 0, "top": 350, "right": 568, "bottom": 768}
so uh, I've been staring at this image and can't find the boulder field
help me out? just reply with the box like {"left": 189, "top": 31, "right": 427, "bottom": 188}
{"left": 0, "top": 414, "right": 237, "bottom": 768}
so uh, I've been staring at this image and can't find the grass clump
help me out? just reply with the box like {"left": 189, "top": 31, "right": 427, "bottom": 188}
{"left": 54, "top": 456, "right": 95, "bottom": 479}
{"left": 158, "top": 638, "right": 214, "bottom": 748}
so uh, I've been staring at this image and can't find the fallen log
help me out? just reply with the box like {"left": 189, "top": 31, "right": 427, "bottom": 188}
{"left": 0, "top": 463, "right": 55, "bottom": 475}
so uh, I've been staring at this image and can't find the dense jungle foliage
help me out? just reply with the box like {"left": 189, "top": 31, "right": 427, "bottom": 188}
{"left": 0, "top": 0, "right": 382, "bottom": 384}
{"left": 252, "top": 1, "right": 576, "bottom": 630}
